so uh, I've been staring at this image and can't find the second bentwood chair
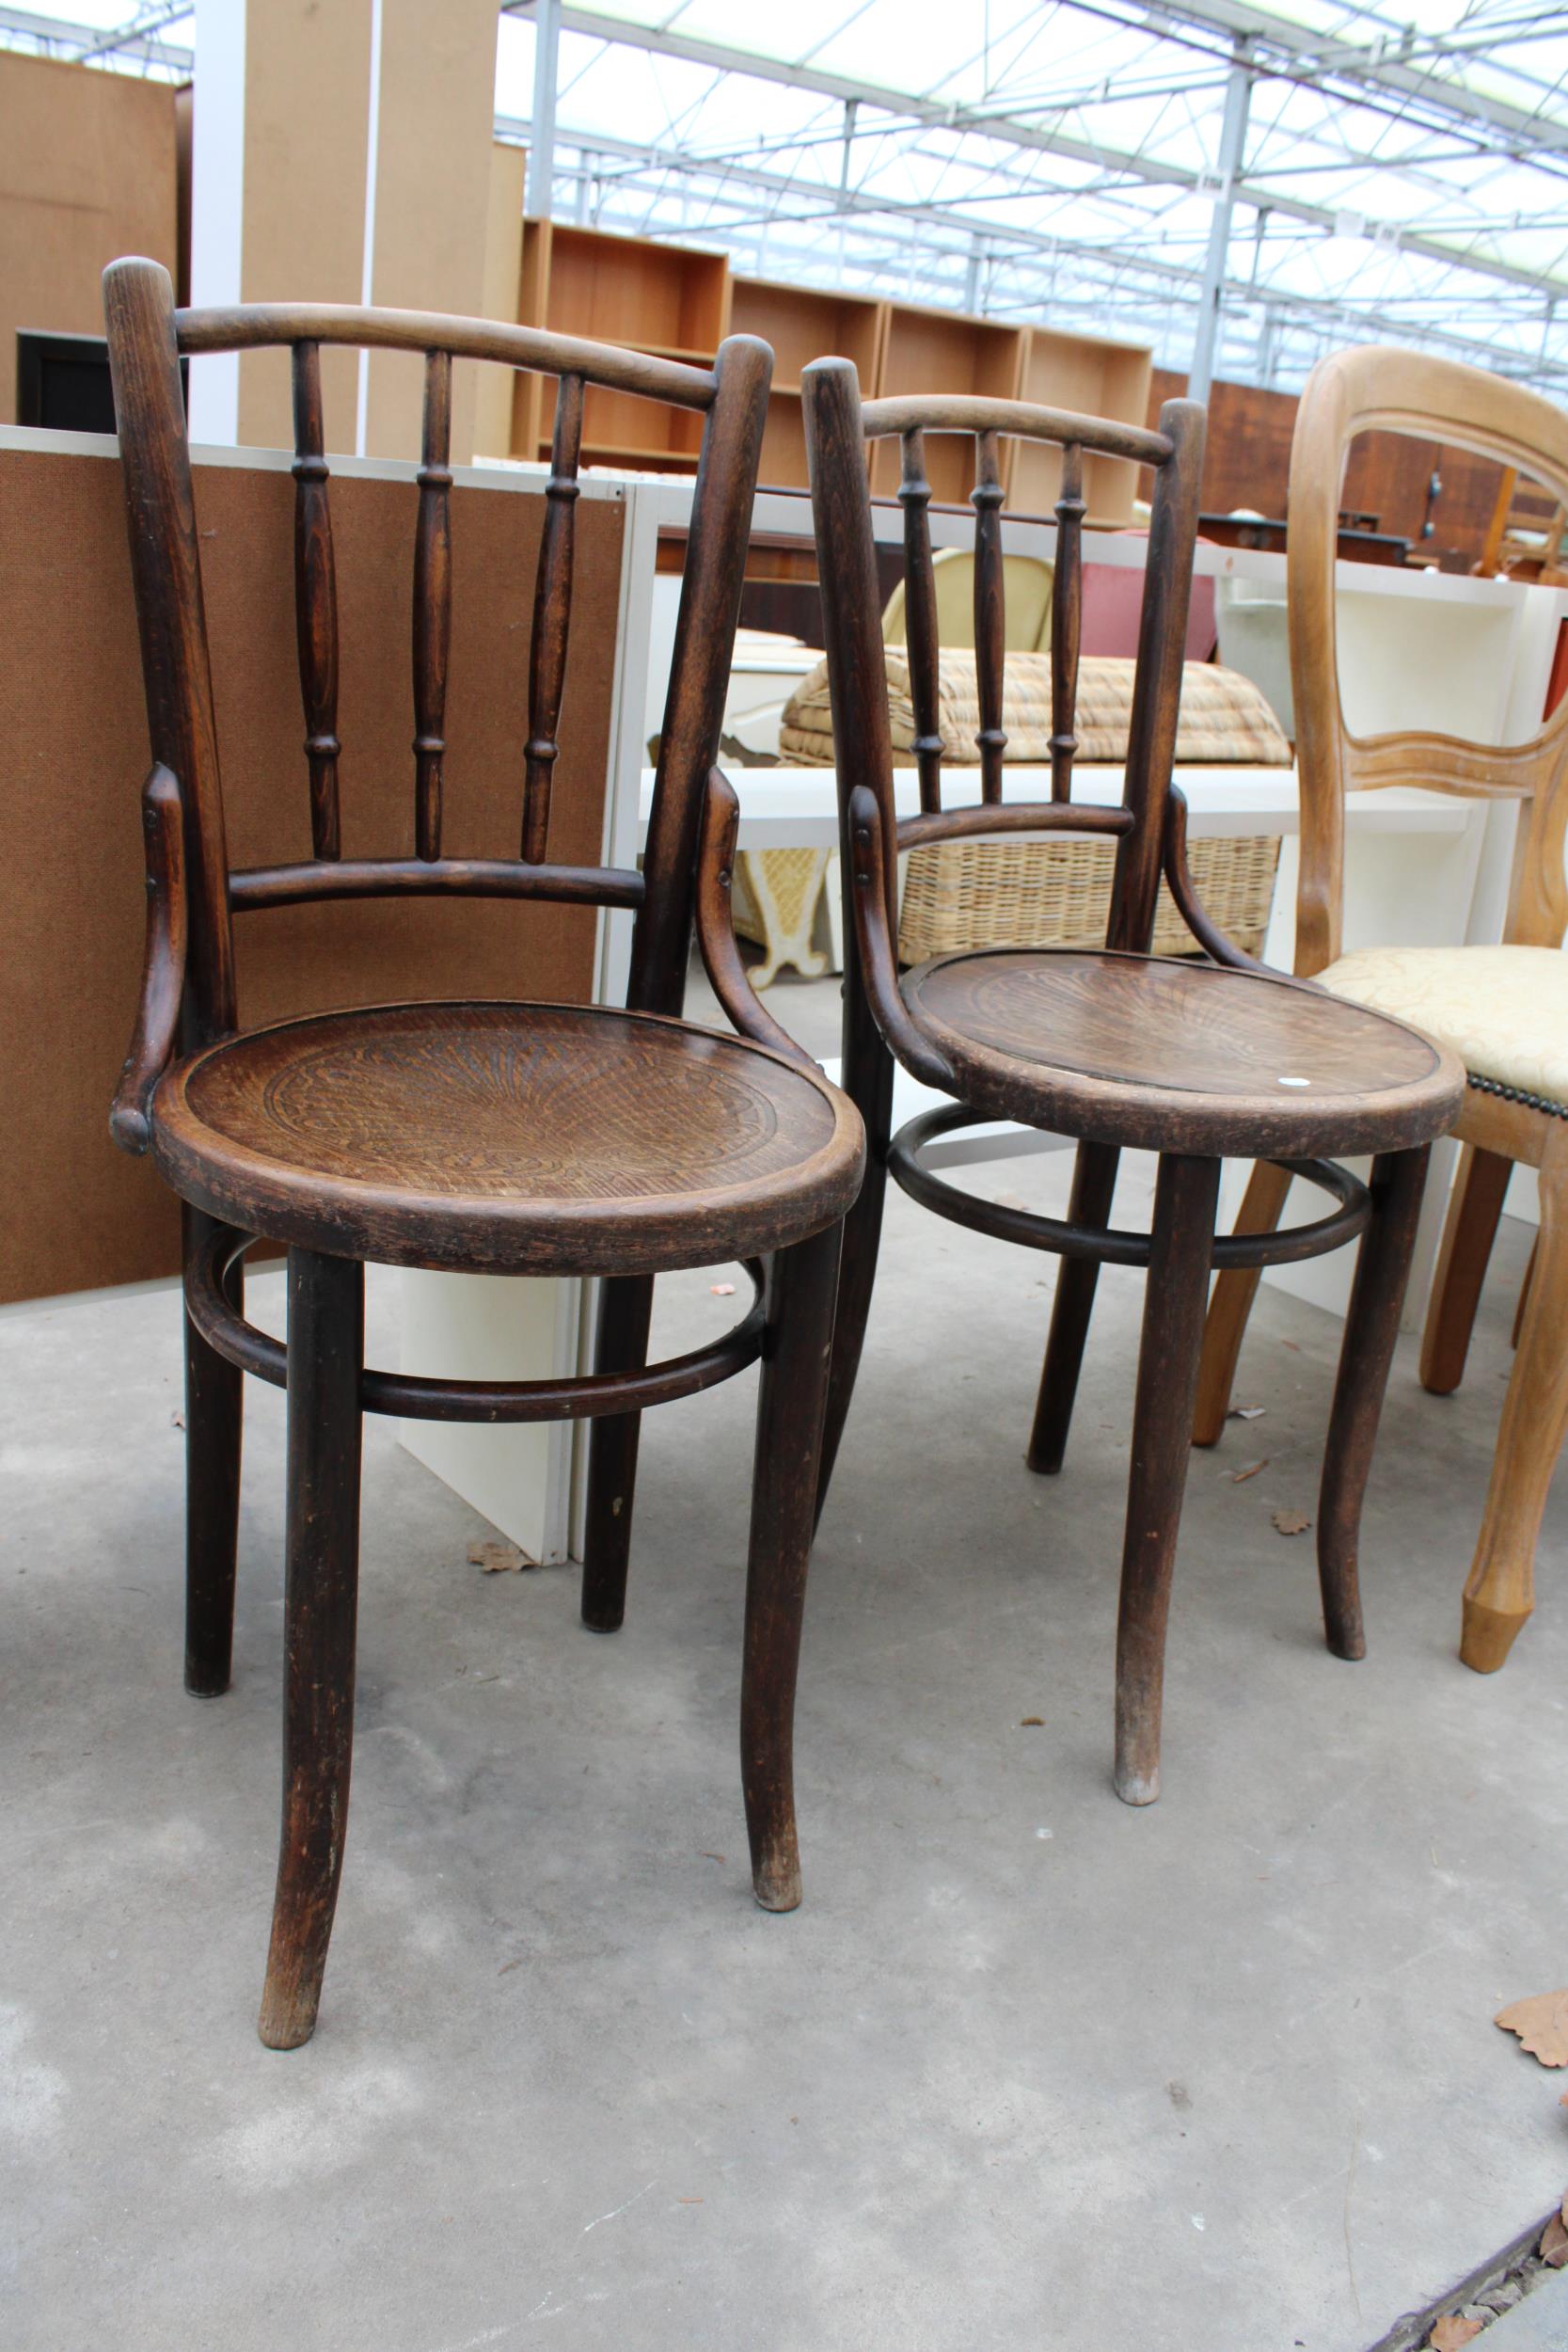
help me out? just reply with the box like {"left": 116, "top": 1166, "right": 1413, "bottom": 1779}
{"left": 800, "top": 357, "right": 1465, "bottom": 1804}
{"left": 103, "top": 258, "right": 863, "bottom": 2047}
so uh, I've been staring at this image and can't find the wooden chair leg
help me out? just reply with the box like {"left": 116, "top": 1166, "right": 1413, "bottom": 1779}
{"left": 1420, "top": 1144, "right": 1513, "bottom": 1396}
{"left": 814, "top": 991, "right": 894, "bottom": 1529}
{"left": 1114, "top": 1153, "right": 1220, "bottom": 1806}
{"left": 1316, "top": 1147, "right": 1430, "bottom": 1661}
{"left": 258, "top": 1248, "right": 365, "bottom": 2052}
{"left": 1461, "top": 1125, "right": 1568, "bottom": 1672}
{"left": 1512, "top": 1236, "right": 1539, "bottom": 1349}
{"left": 813, "top": 1156, "right": 886, "bottom": 1528}
{"left": 743, "top": 1220, "right": 843, "bottom": 1912}
{"left": 182, "top": 1205, "right": 244, "bottom": 1697}
{"left": 1191, "top": 1159, "right": 1294, "bottom": 1446}
{"left": 580, "top": 1273, "right": 656, "bottom": 1632}
{"left": 1027, "top": 1141, "right": 1120, "bottom": 1474}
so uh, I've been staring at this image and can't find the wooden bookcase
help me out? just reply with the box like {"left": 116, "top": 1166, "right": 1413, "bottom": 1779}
{"left": 870, "top": 304, "right": 1024, "bottom": 503}
{"left": 510, "top": 219, "right": 731, "bottom": 472}
{"left": 500, "top": 221, "right": 1154, "bottom": 515}
{"left": 1009, "top": 326, "right": 1154, "bottom": 525}
{"left": 730, "top": 277, "right": 884, "bottom": 490}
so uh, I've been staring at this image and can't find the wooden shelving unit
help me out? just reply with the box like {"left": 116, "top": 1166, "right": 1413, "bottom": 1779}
{"left": 1009, "top": 326, "right": 1154, "bottom": 525}
{"left": 870, "top": 304, "right": 1024, "bottom": 503}
{"left": 501, "top": 223, "right": 1153, "bottom": 513}
{"left": 510, "top": 219, "right": 729, "bottom": 473}
{"left": 730, "top": 277, "right": 884, "bottom": 490}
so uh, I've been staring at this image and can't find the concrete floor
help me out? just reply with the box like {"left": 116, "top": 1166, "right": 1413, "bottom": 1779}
{"left": 5, "top": 966, "right": 1568, "bottom": 2351}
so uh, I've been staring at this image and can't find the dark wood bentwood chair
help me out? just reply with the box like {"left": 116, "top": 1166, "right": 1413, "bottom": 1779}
{"left": 800, "top": 358, "right": 1465, "bottom": 1804}
{"left": 103, "top": 257, "right": 863, "bottom": 2047}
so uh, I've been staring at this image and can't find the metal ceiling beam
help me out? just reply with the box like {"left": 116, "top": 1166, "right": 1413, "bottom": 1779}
{"left": 501, "top": 2, "right": 1568, "bottom": 294}
{"left": 494, "top": 116, "right": 1568, "bottom": 387}
{"left": 1131, "top": 0, "right": 1568, "bottom": 152}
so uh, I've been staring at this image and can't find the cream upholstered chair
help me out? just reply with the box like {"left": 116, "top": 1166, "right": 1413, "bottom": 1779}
{"left": 1195, "top": 345, "right": 1568, "bottom": 1675}
{"left": 882, "top": 545, "right": 1055, "bottom": 652}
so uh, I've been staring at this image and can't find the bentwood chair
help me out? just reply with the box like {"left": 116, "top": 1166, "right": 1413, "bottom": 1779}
{"left": 1196, "top": 346, "right": 1568, "bottom": 1674}
{"left": 103, "top": 257, "right": 862, "bottom": 2047}
{"left": 800, "top": 357, "right": 1464, "bottom": 1804}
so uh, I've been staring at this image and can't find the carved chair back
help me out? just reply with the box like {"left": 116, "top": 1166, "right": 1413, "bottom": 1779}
{"left": 103, "top": 257, "right": 769, "bottom": 1050}
{"left": 800, "top": 359, "right": 1207, "bottom": 960}
{"left": 1288, "top": 345, "right": 1568, "bottom": 974}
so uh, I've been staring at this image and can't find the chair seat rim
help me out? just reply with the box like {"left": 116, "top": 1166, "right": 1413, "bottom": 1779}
{"left": 150, "top": 997, "right": 866, "bottom": 1278}
{"left": 901, "top": 945, "right": 1467, "bottom": 1158}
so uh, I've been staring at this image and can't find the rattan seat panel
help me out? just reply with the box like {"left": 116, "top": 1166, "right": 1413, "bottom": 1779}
{"left": 152, "top": 1002, "right": 863, "bottom": 1275}
{"left": 904, "top": 948, "right": 1465, "bottom": 1156}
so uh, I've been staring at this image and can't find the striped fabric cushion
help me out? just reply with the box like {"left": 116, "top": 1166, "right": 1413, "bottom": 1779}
{"left": 779, "top": 648, "right": 1290, "bottom": 768}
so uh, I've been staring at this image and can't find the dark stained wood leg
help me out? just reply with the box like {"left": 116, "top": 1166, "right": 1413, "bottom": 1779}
{"left": 182, "top": 1205, "right": 244, "bottom": 1697}
{"left": 1191, "top": 1158, "right": 1293, "bottom": 1446}
{"left": 1114, "top": 1153, "right": 1221, "bottom": 1806}
{"left": 814, "top": 980, "right": 895, "bottom": 1529}
{"left": 1419, "top": 1144, "right": 1512, "bottom": 1396}
{"left": 743, "top": 1220, "right": 843, "bottom": 1912}
{"left": 258, "top": 1248, "right": 365, "bottom": 2052}
{"left": 580, "top": 1273, "right": 656, "bottom": 1632}
{"left": 1027, "top": 1141, "right": 1120, "bottom": 1474}
{"left": 1317, "top": 1148, "right": 1430, "bottom": 1661}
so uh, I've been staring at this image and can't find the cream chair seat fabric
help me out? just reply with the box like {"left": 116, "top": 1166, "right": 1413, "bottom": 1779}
{"left": 1318, "top": 943, "right": 1568, "bottom": 1111}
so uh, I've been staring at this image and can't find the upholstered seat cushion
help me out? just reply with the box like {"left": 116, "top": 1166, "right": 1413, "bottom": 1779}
{"left": 1317, "top": 944, "right": 1568, "bottom": 1110}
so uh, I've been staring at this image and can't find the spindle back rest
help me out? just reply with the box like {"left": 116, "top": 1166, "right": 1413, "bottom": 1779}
{"left": 103, "top": 257, "right": 770, "bottom": 1049}
{"left": 801, "top": 362, "right": 1206, "bottom": 958}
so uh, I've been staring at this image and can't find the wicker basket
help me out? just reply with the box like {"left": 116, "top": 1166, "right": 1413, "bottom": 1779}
{"left": 897, "top": 833, "right": 1281, "bottom": 965}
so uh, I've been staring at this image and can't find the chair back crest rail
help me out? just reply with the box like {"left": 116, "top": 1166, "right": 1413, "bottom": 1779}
{"left": 1288, "top": 343, "right": 1568, "bottom": 974}
{"left": 804, "top": 361, "right": 1207, "bottom": 963}
{"left": 103, "top": 259, "right": 770, "bottom": 1049}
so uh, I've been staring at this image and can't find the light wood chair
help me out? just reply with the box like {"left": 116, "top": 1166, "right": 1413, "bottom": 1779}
{"left": 800, "top": 358, "right": 1464, "bottom": 1804}
{"left": 1194, "top": 345, "right": 1568, "bottom": 1674}
{"left": 103, "top": 258, "right": 863, "bottom": 2045}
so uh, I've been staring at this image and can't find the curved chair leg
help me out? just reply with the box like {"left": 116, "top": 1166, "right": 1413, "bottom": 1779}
{"left": 1114, "top": 1153, "right": 1221, "bottom": 1805}
{"left": 813, "top": 1156, "right": 886, "bottom": 1527}
{"left": 743, "top": 1220, "right": 843, "bottom": 1912}
{"left": 182, "top": 1205, "right": 245, "bottom": 1697}
{"left": 1027, "top": 1141, "right": 1120, "bottom": 1474}
{"left": 814, "top": 993, "right": 894, "bottom": 1528}
{"left": 1316, "top": 1147, "right": 1430, "bottom": 1661}
{"left": 1461, "top": 1124, "right": 1568, "bottom": 1673}
{"left": 580, "top": 1273, "right": 656, "bottom": 1632}
{"left": 1191, "top": 1159, "right": 1294, "bottom": 1447}
{"left": 258, "top": 1248, "right": 365, "bottom": 2051}
{"left": 1420, "top": 1144, "right": 1512, "bottom": 1396}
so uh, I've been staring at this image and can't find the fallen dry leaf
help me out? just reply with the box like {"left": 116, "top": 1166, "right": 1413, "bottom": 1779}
{"left": 1543, "top": 2199, "right": 1568, "bottom": 2268}
{"left": 1495, "top": 1989, "right": 1568, "bottom": 2067}
{"left": 1428, "top": 2317, "right": 1483, "bottom": 2350}
{"left": 467, "top": 1539, "right": 534, "bottom": 1575}
{"left": 1228, "top": 1405, "right": 1267, "bottom": 1421}
{"left": 710, "top": 1281, "right": 736, "bottom": 1296}
{"left": 1020, "top": 1716, "right": 1044, "bottom": 1727}
{"left": 1272, "top": 1507, "right": 1311, "bottom": 1535}
{"left": 1230, "top": 1458, "right": 1269, "bottom": 1484}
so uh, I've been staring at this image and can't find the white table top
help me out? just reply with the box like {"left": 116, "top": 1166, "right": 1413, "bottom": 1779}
{"left": 637, "top": 763, "right": 1481, "bottom": 848}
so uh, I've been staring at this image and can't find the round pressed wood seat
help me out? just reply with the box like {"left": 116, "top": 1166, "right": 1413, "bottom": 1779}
{"left": 904, "top": 948, "right": 1465, "bottom": 1156}
{"left": 152, "top": 1001, "right": 864, "bottom": 1276}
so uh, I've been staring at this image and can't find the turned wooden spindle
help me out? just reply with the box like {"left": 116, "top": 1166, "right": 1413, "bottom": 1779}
{"left": 971, "top": 428, "right": 1006, "bottom": 803}
{"left": 897, "top": 428, "right": 944, "bottom": 817}
{"left": 412, "top": 349, "right": 452, "bottom": 864}
{"left": 291, "top": 342, "right": 341, "bottom": 861}
{"left": 1051, "top": 442, "right": 1085, "bottom": 804}
{"left": 522, "top": 371, "right": 584, "bottom": 865}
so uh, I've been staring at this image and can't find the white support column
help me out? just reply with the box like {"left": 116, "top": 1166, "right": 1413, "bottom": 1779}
{"left": 1188, "top": 39, "right": 1253, "bottom": 410}
{"left": 187, "top": 0, "right": 247, "bottom": 445}
{"left": 527, "top": 0, "right": 560, "bottom": 218}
